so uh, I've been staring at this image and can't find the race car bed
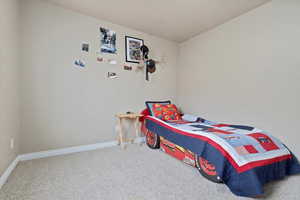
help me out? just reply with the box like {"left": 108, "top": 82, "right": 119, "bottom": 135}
{"left": 140, "top": 102, "right": 300, "bottom": 197}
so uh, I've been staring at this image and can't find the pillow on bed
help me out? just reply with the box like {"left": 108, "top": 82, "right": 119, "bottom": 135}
{"left": 145, "top": 100, "right": 171, "bottom": 116}
{"left": 182, "top": 114, "right": 200, "bottom": 122}
{"left": 139, "top": 108, "right": 150, "bottom": 122}
{"left": 152, "top": 103, "right": 182, "bottom": 121}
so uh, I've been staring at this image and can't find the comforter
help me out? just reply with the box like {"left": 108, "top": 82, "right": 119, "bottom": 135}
{"left": 145, "top": 116, "right": 300, "bottom": 197}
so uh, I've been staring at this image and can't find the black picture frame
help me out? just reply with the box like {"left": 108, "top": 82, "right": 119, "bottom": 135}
{"left": 125, "top": 36, "right": 144, "bottom": 63}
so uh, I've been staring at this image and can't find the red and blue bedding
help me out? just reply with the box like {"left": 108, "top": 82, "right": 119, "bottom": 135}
{"left": 145, "top": 116, "right": 300, "bottom": 197}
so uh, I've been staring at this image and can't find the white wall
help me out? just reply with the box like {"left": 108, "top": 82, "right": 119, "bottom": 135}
{"left": 0, "top": 0, "right": 20, "bottom": 175}
{"left": 177, "top": 0, "right": 300, "bottom": 156}
{"left": 20, "top": 0, "right": 178, "bottom": 154}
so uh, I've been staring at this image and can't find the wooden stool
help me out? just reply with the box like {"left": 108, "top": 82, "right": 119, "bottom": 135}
{"left": 116, "top": 113, "right": 143, "bottom": 149}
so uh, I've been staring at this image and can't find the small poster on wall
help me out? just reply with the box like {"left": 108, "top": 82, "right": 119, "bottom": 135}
{"left": 125, "top": 36, "right": 144, "bottom": 63}
{"left": 81, "top": 43, "right": 89, "bottom": 52}
{"left": 100, "top": 27, "right": 117, "bottom": 54}
{"left": 107, "top": 72, "right": 118, "bottom": 79}
{"left": 74, "top": 59, "right": 85, "bottom": 68}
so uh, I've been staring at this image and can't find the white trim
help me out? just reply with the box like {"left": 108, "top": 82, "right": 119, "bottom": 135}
{"left": 0, "top": 137, "right": 145, "bottom": 189}
{"left": 0, "top": 156, "right": 20, "bottom": 190}
{"left": 18, "top": 141, "right": 118, "bottom": 161}
{"left": 18, "top": 137, "right": 145, "bottom": 161}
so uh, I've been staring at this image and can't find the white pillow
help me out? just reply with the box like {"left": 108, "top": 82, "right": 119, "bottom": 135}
{"left": 182, "top": 114, "right": 199, "bottom": 122}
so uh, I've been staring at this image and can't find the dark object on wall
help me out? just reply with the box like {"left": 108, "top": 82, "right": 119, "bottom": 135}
{"left": 124, "top": 65, "right": 132, "bottom": 71}
{"left": 82, "top": 43, "right": 89, "bottom": 52}
{"left": 145, "top": 59, "right": 156, "bottom": 81}
{"left": 97, "top": 57, "right": 104, "bottom": 62}
{"left": 140, "top": 45, "right": 149, "bottom": 60}
{"left": 107, "top": 72, "right": 118, "bottom": 79}
{"left": 125, "top": 36, "right": 144, "bottom": 63}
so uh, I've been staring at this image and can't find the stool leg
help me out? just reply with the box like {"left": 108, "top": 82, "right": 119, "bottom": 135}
{"left": 134, "top": 118, "right": 141, "bottom": 145}
{"left": 116, "top": 119, "right": 121, "bottom": 145}
{"left": 118, "top": 118, "right": 125, "bottom": 149}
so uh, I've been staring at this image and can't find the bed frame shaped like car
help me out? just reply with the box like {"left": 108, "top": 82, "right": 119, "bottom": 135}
{"left": 141, "top": 119, "right": 223, "bottom": 183}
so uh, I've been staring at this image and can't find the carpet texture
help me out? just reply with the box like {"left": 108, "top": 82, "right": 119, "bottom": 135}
{"left": 0, "top": 144, "right": 299, "bottom": 200}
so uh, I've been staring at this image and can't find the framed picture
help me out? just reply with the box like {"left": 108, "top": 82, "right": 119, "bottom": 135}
{"left": 125, "top": 36, "right": 144, "bottom": 63}
{"left": 100, "top": 27, "right": 117, "bottom": 54}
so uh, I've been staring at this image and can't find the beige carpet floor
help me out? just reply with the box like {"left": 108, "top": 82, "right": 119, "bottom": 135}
{"left": 0, "top": 144, "right": 299, "bottom": 200}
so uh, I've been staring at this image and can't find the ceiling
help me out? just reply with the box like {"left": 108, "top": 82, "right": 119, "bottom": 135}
{"left": 44, "top": 0, "right": 270, "bottom": 42}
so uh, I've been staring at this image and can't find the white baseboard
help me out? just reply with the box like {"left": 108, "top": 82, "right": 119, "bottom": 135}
{"left": 18, "top": 140, "right": 119, "bottom": 161}
{"left": 18, "top": 137, "right": 145, "bottom": 161}
{"left": 0, "top": 137, "right": 145, "bottom": 189}
{"left": 0, "top": 156, "right": 20, "bottom": 190}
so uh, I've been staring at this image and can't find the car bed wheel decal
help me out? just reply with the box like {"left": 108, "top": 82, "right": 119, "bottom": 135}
{"left": 146, "top": 130, "right": 156, "bottom": 145}
{"left": 195, "top": 155, "right": 223, "bottom": 184}
{"left": 145, "top": 130, "right": 160, "bottom": 149}
{"left": 199, "top": 157, "right": 217, "bottom": 176}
